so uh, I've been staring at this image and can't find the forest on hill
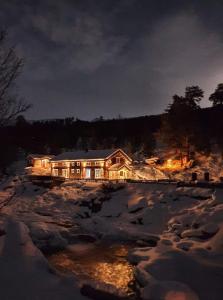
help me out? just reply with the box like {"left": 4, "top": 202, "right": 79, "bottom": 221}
{"left": 1, "top": 104, "right": 223, "bottom": 173}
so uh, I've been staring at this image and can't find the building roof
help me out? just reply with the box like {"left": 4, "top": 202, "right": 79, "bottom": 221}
{"left": 108, "top": 163, "right": 132, "bottom": 171}
{"left": 51, "top": 149, "right": 121, "bottom": 161}
{"left": 27, "top": 154, "right": 55, "bottom": 159}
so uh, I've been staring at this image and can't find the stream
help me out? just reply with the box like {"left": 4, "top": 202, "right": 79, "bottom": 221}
{"left": 47, "top": 242, "right": 137, "bottom": 299}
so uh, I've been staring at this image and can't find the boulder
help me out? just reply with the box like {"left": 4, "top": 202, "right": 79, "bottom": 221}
{"left": 134, "top": 267, "right": 155, "bottom": 287}
{"left": 81, "top": 280, "right": 129, "bottom": 300}
{"left": 128, "top": 197, "right": 148, "bottom": 213}
{"left": 128, "top": 247, "right": 151, "bottom": 265}
{"left": 176, "top": 242, "right": 193, "bottom": 251}
{"left": 201, "top": 223, "right": 219, "bottom": 236}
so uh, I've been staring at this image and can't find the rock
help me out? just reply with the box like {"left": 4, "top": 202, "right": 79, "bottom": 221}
{"left": 47, "top": 235, "right": 68, "bottom": 252}
{"left": 29, "top": 224, "right": 68, "bottom": 253}
{"left": 128, "top": 247, "right": 151, "bottom": 264}
{"left": 173, "top": 236, "right": 181, "bottom": 242}
{"left": 128, "top": 197, "right": 148, "bottom": 213}
{"left": 181, "top": 229, "right": 202, "bottom": 239}
{"left": 67, "top": 233, "right": 97, "bottom": 243}
{"left": 134, "top": 267, "right": 156, "bottom": 287}
{"left": 160, "top": 239, "right": 173, "bottom": 246}
{"left": 81, "top": 280, "right": 129, "bottom": 300}
{"left": 29, "top": 225, "right": 52, "bottom": 240}
{"left": 181, "top": 223, "right": 219, "bottom": 240}
{"left": 141, "top": 235, "right": 159, "bottom": 247}
{"left": 177, "top": 242, "right": 193, "bottom": 251}
{"left": 171, "top": 223, "right": 183, "bottom": 234}
{"left": 201, "top": 223, "right": 219, "bottom": 236}
{"left": 176, "top": 187, "right": 212, "bottom": 200}
{"left": 136, "top": 240, "right": 151, "bottom": 247}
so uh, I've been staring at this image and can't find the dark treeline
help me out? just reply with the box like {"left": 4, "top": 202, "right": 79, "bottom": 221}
{"left": 1, "top": 104, "right": 223, "bottom": 173}
{"left": 0, "top": 114, "right": 159, "bottom": 171}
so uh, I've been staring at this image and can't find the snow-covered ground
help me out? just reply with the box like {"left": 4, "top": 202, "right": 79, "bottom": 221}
{"left": 135, "top": 152, "right": 223, "bottom": 182}
{"left": 0, "top": 217, "right": 87, "bottom": 300}
{"left": 0, "top": 175, "right": 223, "bottom": 299}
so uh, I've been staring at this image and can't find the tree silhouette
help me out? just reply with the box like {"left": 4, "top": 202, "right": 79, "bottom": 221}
{"left": 0, "top": 30, "right": 30, "bottom": 126}
{"left": 158, "top": 86, "right": 204, "bottom": 164}
{"left": 209, "top": 83, "right": 223, "bottom": 106}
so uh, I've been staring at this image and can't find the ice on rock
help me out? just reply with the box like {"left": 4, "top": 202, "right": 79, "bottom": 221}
{"left": 128, "top": 247, "right": 151, "bottom": 264}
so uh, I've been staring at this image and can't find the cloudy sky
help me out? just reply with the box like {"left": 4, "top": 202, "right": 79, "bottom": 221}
{"left": 1, "top": 0, "right": 223, "bottom": 120}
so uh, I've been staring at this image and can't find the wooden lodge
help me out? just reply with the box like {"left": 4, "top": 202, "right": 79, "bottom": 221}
{"left": 27, "top": 149, "right": 132, "bottom": 180}
{"left": 26, "top": 154, "right": 55, "bottom": 176}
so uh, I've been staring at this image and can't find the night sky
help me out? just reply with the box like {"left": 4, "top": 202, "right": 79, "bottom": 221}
{"left": 1, "top": 0, "right": 223, "bottom": 120}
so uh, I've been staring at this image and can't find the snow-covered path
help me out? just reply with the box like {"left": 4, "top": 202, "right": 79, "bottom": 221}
{"left": 0, "top": 217, "right": 87, "bottom": 300}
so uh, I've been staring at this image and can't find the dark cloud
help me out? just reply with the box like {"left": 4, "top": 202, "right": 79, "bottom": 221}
{"left": 1, "top": 0, "right": 223, "bottom": 120}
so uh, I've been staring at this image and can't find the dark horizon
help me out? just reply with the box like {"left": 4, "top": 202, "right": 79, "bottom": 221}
{"left": 2, "top": 0, "right": 223, "bottom": 120}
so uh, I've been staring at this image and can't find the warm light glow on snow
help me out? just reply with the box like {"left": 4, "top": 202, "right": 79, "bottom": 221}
{"left": 165, "top": 291, "right": 187, "bottom": 300}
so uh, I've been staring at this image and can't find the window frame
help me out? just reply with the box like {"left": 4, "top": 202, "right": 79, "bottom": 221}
{"left": 116, "top": 157, "right": 121, "bottom": 164}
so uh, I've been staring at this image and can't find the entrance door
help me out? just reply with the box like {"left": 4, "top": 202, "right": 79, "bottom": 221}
{"left": 85, "top": 168, "right": 91, "bottom": 179}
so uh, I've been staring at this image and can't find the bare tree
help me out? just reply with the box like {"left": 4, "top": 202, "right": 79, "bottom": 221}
{"left": 0, "top": 30, "right": 31, "bottom": 126}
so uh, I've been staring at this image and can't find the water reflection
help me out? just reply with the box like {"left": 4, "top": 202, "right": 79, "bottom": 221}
{"left": 48, "top": 243, "right": 134, "bottom": 296}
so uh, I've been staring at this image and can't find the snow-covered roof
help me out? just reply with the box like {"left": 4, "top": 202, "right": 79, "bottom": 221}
{"left": 108, "top": 163, "right": 132, "bottom": 171}
{"left": 52, "top": 149, "right": 120, "bottom": 161}
{"left": 27, "top": 154, "right": 54, "bottom": 159}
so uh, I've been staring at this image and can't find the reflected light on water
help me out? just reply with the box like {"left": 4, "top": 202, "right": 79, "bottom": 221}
{"left": 92, "top": 261, "right": 133, "bottom": 291}
{"left": 48, "top": 243, "right": 134, "bottom": 295}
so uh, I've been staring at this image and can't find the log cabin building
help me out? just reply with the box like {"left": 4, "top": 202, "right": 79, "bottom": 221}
{"left": 27, "top": 149, "right": 132, "bottom": 180}
{"left": 51, "top": 149, "right": 132, "bottom": 180}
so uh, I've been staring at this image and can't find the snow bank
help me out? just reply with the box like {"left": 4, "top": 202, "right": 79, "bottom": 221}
{"left": 0, "top": 217, "right": 87, "bottom": 300}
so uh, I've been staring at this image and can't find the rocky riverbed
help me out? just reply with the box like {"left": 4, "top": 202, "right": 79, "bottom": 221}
{"left": 1, "top": 177, "right": 223, "bottom": 299}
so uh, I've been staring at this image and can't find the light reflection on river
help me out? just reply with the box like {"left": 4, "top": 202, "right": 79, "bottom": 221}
{"left": 48, "top": 242, "right": 135, "bottom": 297}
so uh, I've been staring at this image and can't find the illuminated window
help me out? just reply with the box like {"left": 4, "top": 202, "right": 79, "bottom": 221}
{"left": 71, "top": 169, "right": 75, "bottom": 174}
{"left": 95, "top": 168, "right": 103, "bottom": 178}
{"left": 86, "top": 162, "right": 91, "bottom": 166}
{"left": 95, "top": 161, "right": 100, "bottom": 166}
{"left": 53, "top": 169, "right": 58, "bottom": 176}
{"left": 76, "top": 162, "right": 80, "bottom": 166}
{"left": 41, "top": 159, "right": 47, "bottom": 168}
{"left": 77, "top": 169, "right": 80, "bottom": 173}
{"left": 120, "top": 171, "right": 124, "bottom": 176}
